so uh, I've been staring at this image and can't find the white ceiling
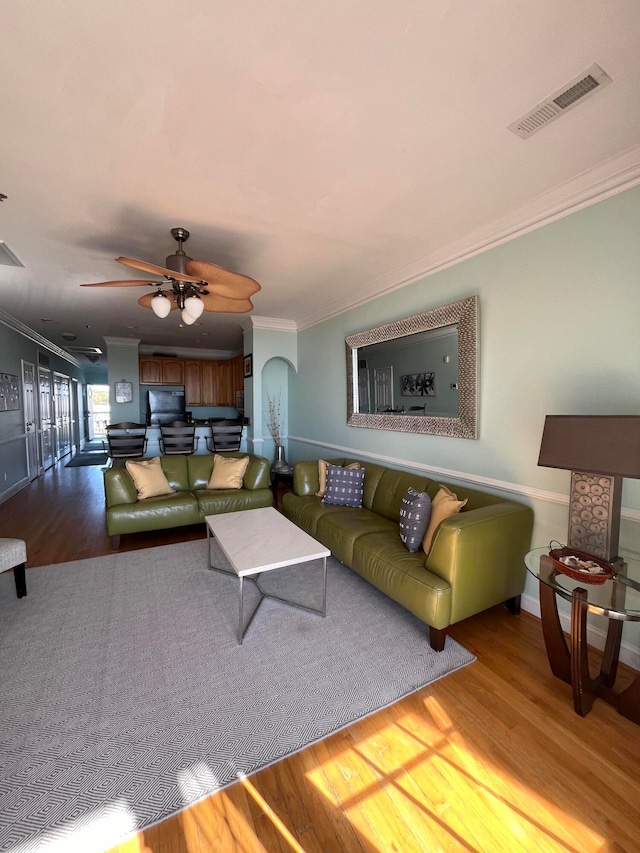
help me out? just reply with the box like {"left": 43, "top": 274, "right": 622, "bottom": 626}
{"left": 2, "top": 1, "right": 639, "bottom": 366}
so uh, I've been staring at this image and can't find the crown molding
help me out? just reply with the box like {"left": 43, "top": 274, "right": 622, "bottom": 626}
{"left": 103, "top": 336, "right": 141, "bottom": 348}
{"left": 0, "top": 309, "right": 81, "bottom": 367}
{"left": 242, "top": 316, "right": 298, "bottom": 332}
{"left": 297, "top": 144, "right": 640, "bottom": 330}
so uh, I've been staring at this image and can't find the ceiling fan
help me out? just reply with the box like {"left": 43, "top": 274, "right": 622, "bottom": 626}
{"left": 81, "top": 227, "right": 260, "bottom": 324}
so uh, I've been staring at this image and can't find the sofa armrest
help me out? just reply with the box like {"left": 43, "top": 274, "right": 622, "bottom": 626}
{"left": 292, "top": 460, "right": 322, "bottom": 495}
{"left": 425, "top": 501, "right": 533, "bottom": 625}
{"left": 244, "top": 455, "right": 271, "bottom": 490}
{"left": 104, "top": 468, "right": 138, "bottom": 508}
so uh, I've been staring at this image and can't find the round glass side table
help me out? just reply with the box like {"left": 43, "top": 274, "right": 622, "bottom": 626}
{"left": 525, "top": 546, "right": 640, "bottom": 723}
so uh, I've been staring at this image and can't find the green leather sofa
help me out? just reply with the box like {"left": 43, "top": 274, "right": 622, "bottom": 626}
{"left": 282, "top": 458, "right": 533, "bottom": 651}
{"left": 104, "top": 452, "right": 273, "bottom": 549}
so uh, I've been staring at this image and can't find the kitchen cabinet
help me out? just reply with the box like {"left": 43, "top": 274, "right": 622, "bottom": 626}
{"left": 139, "top": 357, "right": 162, "bottom": 384}
{"left": 161, "top": 359, "right": 184, "bottom": 385}
{"left": 184, "top": 360, "right": 203, "bottom": 406}
{"left": 139, "top": 357, "right": 184, "bottom": 385}
{"left": 201, "top": 361, "right": 218, "bottom": 407}
{"left": 139, "top": 355, "right": 244, "bottom": 406}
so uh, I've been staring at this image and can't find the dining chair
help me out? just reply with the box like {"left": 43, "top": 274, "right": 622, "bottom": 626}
{"left": 206, "top": 420, "right": 243, "bottom": 452}
{"left": 103, "top": 422, "right": 148, "bottom": 460}
{"left": 159, "top": 421, "right": 199, "bottom": 455}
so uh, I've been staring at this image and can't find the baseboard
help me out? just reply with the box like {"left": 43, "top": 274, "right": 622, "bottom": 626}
{"left": 521, "top": 592, "right": 640, "bottom": 673}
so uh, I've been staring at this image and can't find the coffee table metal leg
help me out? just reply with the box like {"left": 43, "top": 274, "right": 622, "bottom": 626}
{"left": 321, "top": 556, "right": 327, "bottom": 617}
{"left": 239, "top": 577, "right": 244, "bottom": 645}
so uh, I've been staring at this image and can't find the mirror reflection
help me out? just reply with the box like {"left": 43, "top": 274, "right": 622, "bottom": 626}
{"left": 356, "top": 325, "right": 459, "bottom": 416}
{"left": 345, "top": 295, "right": 478, "bottom": 439}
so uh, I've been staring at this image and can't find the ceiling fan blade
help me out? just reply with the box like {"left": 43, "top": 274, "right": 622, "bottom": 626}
{"left": 117, "top": 256, "right": 201, "bottom": 283}
{"left": 200, "top": 293, "right": 254, "bottom": 313}
{"left": 185, "top": 260, "right": 261, "bottom": 300}
{"left": 80, "top": 279, "right": 158, "bottom": 287}
{"left": 137, "top": 293, "right": 178, "bottom": 311}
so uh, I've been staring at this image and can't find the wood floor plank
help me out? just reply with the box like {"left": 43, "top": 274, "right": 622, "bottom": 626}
{"left": 2, "top": 460, "right": 639, "bottom": 853}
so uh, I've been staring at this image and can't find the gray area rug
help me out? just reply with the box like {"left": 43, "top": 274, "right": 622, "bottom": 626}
{"left": 0, "top": 539, "right": 475, "bottom": 853}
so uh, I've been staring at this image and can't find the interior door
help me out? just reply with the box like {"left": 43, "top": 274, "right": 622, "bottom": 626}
{"left": 374, "top": 366, "right": 393, "bottom": 412}
{"left": 54, "top": 373, "right": 72, "bottom": 458}
{"left": 21, "top": 360, "right": 40, "bottom": 480}
{"left": 87, "top": 385, "right": 95, "bottom": 440}
{"left": 71, "top": 378, "right": 80, "bottom": 450}
{"left": 38, "top": 367, "right": 54, "bottom": 471}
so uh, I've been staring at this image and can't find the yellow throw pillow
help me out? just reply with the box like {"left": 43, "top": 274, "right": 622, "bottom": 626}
{"left": 125, "top": 457, "right": 175, "bottom": 500}
{"left": 316, "top": 460, "right": 361, "bottom": 497}
{"left": 207, "top": 454, "right": 250, "bottom": 490}
{"left": 422, "top": 485, "right": 468, "bottom": 554}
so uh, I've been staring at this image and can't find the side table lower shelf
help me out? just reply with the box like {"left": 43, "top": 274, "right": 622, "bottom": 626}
{"left": 271, "top": 470, "right": 294, "bottom": 512}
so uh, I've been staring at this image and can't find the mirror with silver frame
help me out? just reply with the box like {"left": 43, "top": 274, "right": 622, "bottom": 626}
{"left": 345, "top": 295, "right": 478, "bottom": 439}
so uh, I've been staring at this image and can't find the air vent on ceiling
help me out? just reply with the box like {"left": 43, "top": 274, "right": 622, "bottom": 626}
{"left": 65, "top": 346, "right": 103, "bottom": 355}
{"left": 0, "top": 241, "right": 24, "bottom": 267}
{"left": 508, "top": 64, "right": 612, "bottom": 139}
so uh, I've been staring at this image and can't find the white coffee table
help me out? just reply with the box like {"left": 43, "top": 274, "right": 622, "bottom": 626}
{"left": 205, "top": 506, "right": 331, "bottom": 644}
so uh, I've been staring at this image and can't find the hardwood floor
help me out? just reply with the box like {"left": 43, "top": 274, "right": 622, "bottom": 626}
{"left": 2, "top": 458, "right": 639, "bottom": 852}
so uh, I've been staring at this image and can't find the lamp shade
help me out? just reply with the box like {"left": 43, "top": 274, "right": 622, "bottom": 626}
{"left": 183, "top": 294, "right": 204, "bottom": 319}
{"left": 538, "top": 415, "right": 640, "bottom": 478}
{"left": 151, "top": 291, "right": 172, "bottom": 318}
{"left": 181, "top": 309, "right": 197, "bottom": 325}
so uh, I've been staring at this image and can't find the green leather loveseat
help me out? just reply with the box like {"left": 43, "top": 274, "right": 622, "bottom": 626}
{"left": 282, "top": 458, "right": 533, "bottom": 651}
{"left": 104, "top": 452, "right": 273, "bottom": 549}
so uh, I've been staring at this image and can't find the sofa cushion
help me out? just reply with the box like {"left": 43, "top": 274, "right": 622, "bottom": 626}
{"left": 399, "top": 487, "right": 432, "bottom": 552}
{"left": 281, "top": 493, "right": 348, "bottom": 538}
{"left": 371, "top": 468, "right": 432, "bottom": 522}
{"left": 125, "top": 457, "right": 175, "bottom": 500}
{"left": 422, "top": 485, "right": 468, "bottom": 554}
{"left": 322, "top": 464, "right": 365, "bottom": 507}
{"left": 196, "top": 487, "right": 274, "bottom": 518}
{"left": 207, "top": 454, "right": 250, "bottom": 489}
{"left": 316, "top": 507, "right": 397, "bottom": 565}
{"left": 188, "top": 453, "right": 270, "bottom": 491}
{"left": 352, "top": 531, "right": 452, "bottom": 629}
{"left": 106, "top": 491, "right": 200, "bottom": 536}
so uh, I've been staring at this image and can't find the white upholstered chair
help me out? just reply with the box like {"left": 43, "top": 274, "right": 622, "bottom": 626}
{"left": 0, "top": 538, "right": 27, "bottom": 598}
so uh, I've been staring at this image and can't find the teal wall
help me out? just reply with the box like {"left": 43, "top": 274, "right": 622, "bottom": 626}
{"left": 287, "top": 185, "right": 640, "bottom": 654}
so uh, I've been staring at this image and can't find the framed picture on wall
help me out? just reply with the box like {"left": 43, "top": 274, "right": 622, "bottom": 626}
{"left": 243, "top": 354, "right": 253, "bottom": 378}
{"left": 114, "top": 381, "right": 133, "bottom": 404}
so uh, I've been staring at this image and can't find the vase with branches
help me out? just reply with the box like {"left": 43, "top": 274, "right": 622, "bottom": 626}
{"left": 266, "top": 389, "right": 290, "bottom": 472}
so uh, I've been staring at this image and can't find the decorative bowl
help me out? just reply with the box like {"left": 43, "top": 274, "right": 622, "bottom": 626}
{"left": 548, "top": 546, "right": 614, "bottom": 585}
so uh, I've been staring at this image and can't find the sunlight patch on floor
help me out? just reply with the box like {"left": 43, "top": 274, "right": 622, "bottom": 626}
{"left": 306, "top": 694, "right": 608, "bottom": 853}
{"left": 17, "top": 799, "right": 139, "bottom": 853}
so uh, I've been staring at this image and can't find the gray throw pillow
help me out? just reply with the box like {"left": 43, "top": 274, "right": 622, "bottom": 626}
{"left": 399, "top": 487, "right": 432, "bottom": 552}
{"left": 322, "top": 464, "right": 366, "bottom": 507}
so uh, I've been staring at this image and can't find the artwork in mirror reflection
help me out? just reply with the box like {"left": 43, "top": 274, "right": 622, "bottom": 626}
{"left": 346, "top": 295, "right": 478, "bottom": 439}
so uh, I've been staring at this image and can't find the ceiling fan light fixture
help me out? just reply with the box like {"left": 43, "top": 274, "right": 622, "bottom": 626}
{"left": 151, "top": 291, "right": 172, "bottom": 318}
{"left": 181, "top": 309, "right": 197, "bottom": 325}
{"left": 183, "top": 294, "right": 205, "bottom": 319}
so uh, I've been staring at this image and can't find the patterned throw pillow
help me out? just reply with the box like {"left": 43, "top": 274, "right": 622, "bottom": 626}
{"left": 399, "top": 487, "right": 432, "bottom": 552}
{"left": 316, "top": 460, "right": 361, "bottom": 497}
{"left": 322, "top": 464, "right": 366, "bottom": 507}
